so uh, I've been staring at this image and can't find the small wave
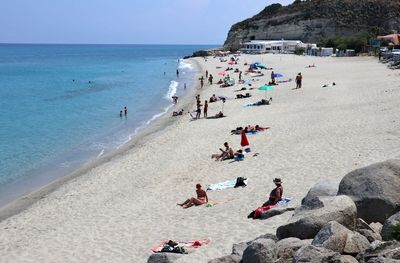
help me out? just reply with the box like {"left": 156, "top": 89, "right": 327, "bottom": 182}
{"left": 96, "top": 149, "right": 105, "bottom": 159}
{"left": 165, "top": 80, "right": 178, "bottom": 101}
{"left": 178, "top": 59, "right": 193, "bottom": 70}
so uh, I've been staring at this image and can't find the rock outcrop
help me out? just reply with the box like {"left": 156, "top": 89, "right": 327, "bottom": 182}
{"left": 242, "top": 238, "right": 277, "bottom": 263}
{"left": 223, "top": 0, "right": 400, "bottom": 50}
{"left": 382, "top": 211, "right": 400, "bottom": 241}
{"left": 338, "top": 159, "right": 400, "bottom": 223}
{"left": 276, "top": 196, "right": 357, "bottom": 240}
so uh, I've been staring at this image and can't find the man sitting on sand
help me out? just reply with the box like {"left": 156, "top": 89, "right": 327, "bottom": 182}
{"left": 178, "top": 184, "right": 208, "bottom": 209}
{"left": 210, "top": 94, "right": 218, "bottom": 103}
{"left": 211, "top": 142, "right": 234, "bottom": 161}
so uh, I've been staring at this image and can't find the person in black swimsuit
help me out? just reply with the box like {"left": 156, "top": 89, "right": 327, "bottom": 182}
{"left": 262, "top": 178, "right": 283, "bottom": 207}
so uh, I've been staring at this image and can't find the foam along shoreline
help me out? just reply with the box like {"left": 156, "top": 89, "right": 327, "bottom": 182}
{"left": 0, "top": 57, "right": 202, "bottom": 221}
{"left": 1, "top": 54, "right": 400, "bottom": 262}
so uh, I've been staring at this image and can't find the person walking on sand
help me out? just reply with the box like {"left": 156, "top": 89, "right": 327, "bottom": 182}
{"left": 206, "top": 70, "right": 208, "bottom": 78}
{"left": 200, "top": 78, "right": 204, "bottom": 88}
{"left": 204, "top": 101, "right": 208, "bottom": 118}
{"left": 177, "top": 184, "right": 208, "bottom": 209}
{"left": 209, "top": 74, "right": 213, "bottom": 85}
{"left": 124, "top": 106, "right": 128, "bottom": 116}
{"left": 295, "top": 73, "right": 302, "bottom": 89}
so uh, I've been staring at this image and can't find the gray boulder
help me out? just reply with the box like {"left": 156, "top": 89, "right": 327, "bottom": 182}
{"left": 302, "top": 181, "right": 338, "bottom": 205}
{"left": 276, "top": 238, "right": 312, "bottom": 263}
{"left": 242, "top": 238, "right": 277, "bottom": 263}
{"left": 340, "top": 255, "right": 359, "bottom": 263}
{"left": 254, "top": 233, "right": 278, "bottom": 242}
{"left": 357, "top": 240, "right": 400, "bottom": 263}
{"left": 208, "top": 254, "right": 242, "bottom": 263}
{"left": 312, "top": 221, "right": 370, "bottom": 254}
{"left": 277, "top": 196, "right": 357, "bottom": 240}
{"left": 356, "top": 219, "right": 383, "bottom": 242}
{"left": 370, "top": 223, "right": 383, "bottom": 235}
{"left": 338, "top": 159, "right": 400, "bottom": 223}
{"left": 232, "top": 242, "right": 248, "bottom": 257}
{"left": 382, "top": 211, "right": 400, "bottom": 241}
{"left": 292, "top": 245, "right": 341, "bottom": 263}
{"left": 147, "top": 253, "right": 181, "bottom": 263}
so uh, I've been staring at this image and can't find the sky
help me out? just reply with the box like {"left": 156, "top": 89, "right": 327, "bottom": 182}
{"left": 0, "top": 0, "right": 294, "bottom": 45}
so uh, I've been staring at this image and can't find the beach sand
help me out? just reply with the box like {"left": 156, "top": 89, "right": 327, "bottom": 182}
{"left": 1, "top": 54, "right": 400, "bottom": 262}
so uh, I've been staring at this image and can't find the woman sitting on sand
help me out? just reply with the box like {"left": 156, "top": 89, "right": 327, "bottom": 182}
{"left": 178, "top": 184, "right": 208, "bottom": 209}
{"left": 211, "top": 142, "right": 234, "bottom": 161}
{"left": 262, "top": 178, "right": 283, "bottom": 206}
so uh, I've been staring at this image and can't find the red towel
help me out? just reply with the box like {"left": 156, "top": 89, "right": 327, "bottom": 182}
{"left": 241, "top": 130, "right": 249, "bottom": 147}
{"left": 253, "top": 205, "right": 276, "bottom": 219}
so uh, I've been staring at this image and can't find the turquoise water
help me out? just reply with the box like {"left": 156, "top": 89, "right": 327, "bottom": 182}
{"left": 0, "top": 44, "right": 215, "bottom": 205}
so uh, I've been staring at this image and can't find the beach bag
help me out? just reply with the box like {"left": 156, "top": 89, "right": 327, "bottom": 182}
{"left": 234, "top": 177, "right": 247, "bottom": 188}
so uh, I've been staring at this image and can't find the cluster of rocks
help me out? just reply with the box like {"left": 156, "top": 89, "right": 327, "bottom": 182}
{"left": 148, "top": 160, "right": 400, "bottom": 263}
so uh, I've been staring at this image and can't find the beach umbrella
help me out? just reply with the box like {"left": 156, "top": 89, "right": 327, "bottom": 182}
{"left": 241, "top": 130, "right": 249, "bottom": 148}
{"left": 258, "top": 85, "right": 273, "bottom": 99}
{"left": 218, "top": 71, "right": 227, "bottom": 76}
{"left": 273, "top": 73, "right": 283, "bottom": 78}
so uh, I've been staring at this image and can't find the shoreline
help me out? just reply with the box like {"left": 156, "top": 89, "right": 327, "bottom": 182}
{"left": 0, "top": 57, "right": 204, "bottom": 222}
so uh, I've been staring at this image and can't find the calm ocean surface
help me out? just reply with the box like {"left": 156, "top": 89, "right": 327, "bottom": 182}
{"left": 0, "top": 44, "right": 215, "bottom": 205}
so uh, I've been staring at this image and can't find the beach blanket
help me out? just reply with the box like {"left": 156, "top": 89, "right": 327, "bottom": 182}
{"left": 151, "top": 239, "right": 211, "bottom": 253}
{"left": 207, "top": 178, "right": 249, "bottom": 191}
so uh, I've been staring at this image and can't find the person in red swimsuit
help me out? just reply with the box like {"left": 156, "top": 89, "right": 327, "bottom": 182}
{"left": 178, "top": 184, "right": 208, "bottom": 209}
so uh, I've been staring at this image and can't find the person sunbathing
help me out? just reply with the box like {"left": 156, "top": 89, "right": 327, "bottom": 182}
{"left": 254, "top": 125, "right": 270, "bottom": 131}
{"left": 217, "top": 79, "right": 224, "bottom": 84}
{"left": 172, "top": 109, "right": 184, "bottom": 116}
{"left": 178, "top": 184, "right": 208, "bottom": 209}
{"left": 215, "top": 111, "right": 224, "bottom": 118}
{"left": 211, "top": 142, "right": 234, "bottom": 161}
{"left": 209, "top": 94, "right": 218, "bottom": 102}
{"left": 262, "top": 178, "right": 283, "bottom": 206}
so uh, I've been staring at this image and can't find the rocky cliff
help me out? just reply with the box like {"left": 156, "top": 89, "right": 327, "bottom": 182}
{"left": 224, "top": 0, "right": 400, "bottom": 50}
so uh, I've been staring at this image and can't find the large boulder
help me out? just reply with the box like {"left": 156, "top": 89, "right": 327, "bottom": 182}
{"left": 302, "top": 181, "right": 338, "bottom": 205}
{"left": 338, "top": 160, "right": 400, "bottom": 223}
{"left": 292, "top": 245, "right": 341, "bottom": 263}
{"left": 357, "top": 240, "right": 400, "bottom": 262}
{"left": 382, "top": 211, "right": 400, "bottom": 241}
{"left": 147, "top": 253, "right": 181, "bottom": 263}
{"left": 312, "top": 221, "right": 370, "bottom": 255}
{"left": 208, "top": 254, "right": 242, "bottom": 263}
{"left": 277, "top": 196, "right": 357, "bottom": 240}
{"left": 276, "top": 238, "right": 312, "bottom": 263}
{"left": 242, "top": 238, "right": 277, "bottom": 263}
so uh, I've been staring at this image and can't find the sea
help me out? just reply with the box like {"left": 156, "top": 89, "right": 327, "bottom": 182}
{"left": 0, "top": 44, "right": 216, "bottom": 206}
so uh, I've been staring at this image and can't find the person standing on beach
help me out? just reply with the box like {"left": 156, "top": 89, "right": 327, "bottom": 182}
{"left": 271, "top": 71, "right": 276, "bottom": 85}
{"left": 176, "top": 69, "right": 179, "bottom": 78}
{"left": 239, "top": 71, "right": 242, "bottom": 81}
{"left": 124, "top": 106, "right": 128, "bottom": 116}
{"left": 196, "top": 105, "right": 201, "bottom": 119}
{"left": 204, "top": 101, "right": 208, "bottom": 118}
{"left": 209, "top": 74, "right": 213, "bottom": 85}
{"left": 206, "top": 70, "right": 208, "bottom": 78}
{"left": 200, "top": 78, "right": 204, "bottom": 88}
{"left": 295, "top": 73, "right": 302, "bottom": 89}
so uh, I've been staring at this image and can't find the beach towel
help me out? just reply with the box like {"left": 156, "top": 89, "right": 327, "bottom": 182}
{"left": 151, "top": 239, "right": 211, "bottom": 253}
{"left": 207, "top": 178, "right": 249, "bottom": 191}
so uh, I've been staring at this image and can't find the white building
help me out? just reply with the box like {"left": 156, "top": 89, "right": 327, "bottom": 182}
{"left": 240, "top": 40, "right": 317, "bottom": 54}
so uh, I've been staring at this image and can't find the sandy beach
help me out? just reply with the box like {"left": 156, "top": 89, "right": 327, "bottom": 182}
{"left": 1, "top": 53, "right": 400, "bottom": 262}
